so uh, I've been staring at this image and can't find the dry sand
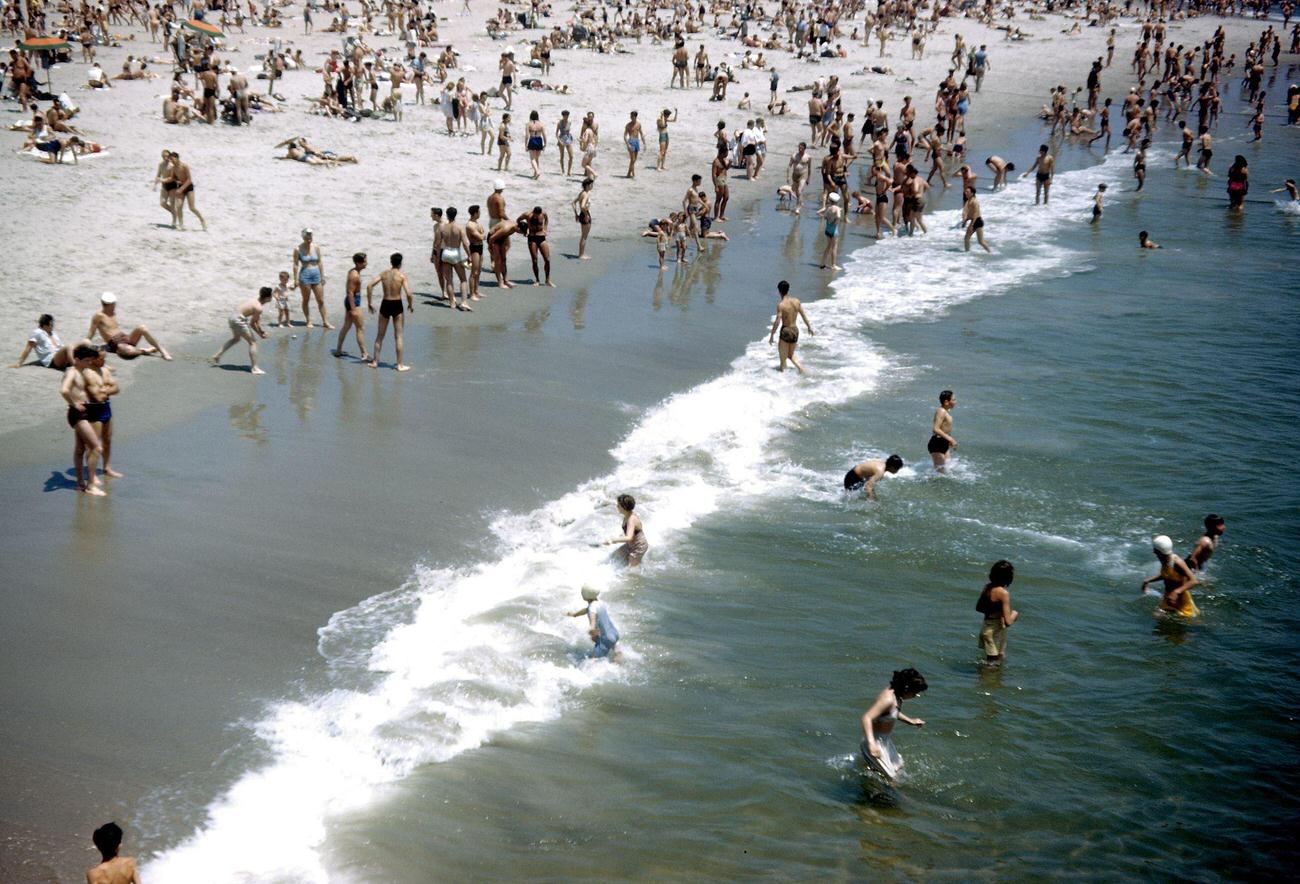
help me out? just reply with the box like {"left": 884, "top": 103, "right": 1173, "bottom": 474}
{"left": 0, "top": 4, "right": 1257, "bottom": 437}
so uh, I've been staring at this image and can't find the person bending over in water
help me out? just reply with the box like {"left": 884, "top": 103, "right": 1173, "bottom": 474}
{"left": 975, "top": 559, "right": 1019, "bottom": 662}
{"left": 860, "top": 668, "right": 927, "bottom": 780}
{"left": 566, "top": 585, "right": 621, "bottom": 659}
{"left": 768, "top": 280, "right": 814, "bottom": 374}
{"left": 1185, "top": 514, "right": 1226, "bottom": 572}
{"left": 603, "top": 493, "right": 648, "bottom": 566}
{"left": 211, "top": 287, "right": 272, "bottom": 374}
{"left": 1141, "top": 535, "right": 1199, "bottom": 617}
{"left": 844, "top": 455, "right": 903, "bottom": 500}
{"left": 87, "top": 821, "right": 140, "bottom": 884}
{"left": 928, "top": 389, "right": 957, "bottom": 471}
{"left": 1138, "top": 230, "right": 1160, "bottom": 249}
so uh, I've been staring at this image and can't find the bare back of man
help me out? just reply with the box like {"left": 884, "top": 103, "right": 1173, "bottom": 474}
{"left": 367, "top": 256, "right": 414, "bottom": 371}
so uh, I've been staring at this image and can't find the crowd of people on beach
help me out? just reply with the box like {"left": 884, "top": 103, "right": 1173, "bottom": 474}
{"left": 4, "top": 0, "right": 1295, "bottom": 868}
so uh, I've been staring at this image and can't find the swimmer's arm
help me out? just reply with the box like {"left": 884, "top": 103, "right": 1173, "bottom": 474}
{"left": 898, "top": 712, "right": 925, "bottom": 727}
{"left": 565, "top": 605, "right": 589, "bottom": 618}
{"left": 861, "top": 690, "right": 892, "bottom": 743}
{"left": 797, "top": 303, "right": 814, "bottom": 335}
{"left": 1168, "top": 560, "right": 1199, "bottom": 600}
{"left": 364, "top": 275, "right": 380, "bottom": 311}
{"left": 10, "top": 340, "right": 34, "bottom": 367}
{"left": 402, "top": 275, "right": 414, "bottom": 309}
{"left": 768, "top": 314, "right": 780, "bottom": 343}
{"left": 60, "top": 369, "right": 82, "bottom": 408}
{"left": 1000, "top": 592, "right": 1018, "bottom": 626}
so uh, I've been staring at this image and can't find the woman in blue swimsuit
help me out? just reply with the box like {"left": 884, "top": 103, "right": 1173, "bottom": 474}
{"left": 293, "top": 228, "right": 332, "bottom": 329}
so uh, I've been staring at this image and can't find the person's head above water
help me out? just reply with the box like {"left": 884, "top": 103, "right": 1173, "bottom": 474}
{"left": 889, "top": 668, "right": 928, "bottom": 698}
{"left": 1204, "top": 514, "right": 1226, "bottom": 535}
{"left": 616, "top": 493, "right": 636, "bottom": 513}
{"left": 580, "top": 585, "right": 600, "bottom": 602}
{"left": 885, "top": 455, "right": 903, "bottom": 473}
{"left": 939, "top": 389, "right": 954, "bottom": 407}
{"left": 390, "top": 252, "right": 403, "bottom": 268}
{"left": 988, "top": 559, "right": 1014, "bottom": 587}
{"left": 777, "top": 280, "right": 790, "bottom": 297}
{"left": 1152, "top": 535, "right": 1174, "bottom": 556}
{"left": 92, "top": 821, "right": 123, "bottom": 861}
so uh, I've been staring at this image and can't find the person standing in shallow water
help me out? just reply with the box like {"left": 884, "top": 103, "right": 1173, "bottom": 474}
{"left": 860, "top": 668, "right": 927, "bottom": 779}
{"left": 1185, "top": 514, "right": 1226, "bottom": 572}
{"left": 928, "top": 390, "right": 957, "bottom": 471}
{"left": 1141, "top": 535, "right": 1199, "bottom": 617}
{"left": 975, "top": 560, "right": 1019, "bottom": 662}
{"left": 567, "top": 585, "right": 621, "bottom": 659}
{"left": 603, "top": 493, "right": 648, "bottom": 566}
{"left": 87, "top": 821, "right": 140, "bottom": 884}
{"left": 768, "top": 280, "right": 814, "bottom": 374}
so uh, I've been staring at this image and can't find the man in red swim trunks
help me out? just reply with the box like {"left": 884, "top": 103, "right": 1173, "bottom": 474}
{"left": 87, "top": 293, "right": 172, "bottom": 360}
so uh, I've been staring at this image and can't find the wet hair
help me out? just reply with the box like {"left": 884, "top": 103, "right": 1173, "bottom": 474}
{"left": 777, "top": 280, "right": 790, "bottom": 295}
{"left": 529, "top": 110, "right": 539, "bottom": 121}
{"left": 885, "top": 454, "right": 903, "bottom": 472}
{"left": 1204, "top": 513, "right": 1225, "bottom": 531}
{"left": 1005, "top": 163, "right": 1016, "bottom": 172}
{"left": 616, "top": 493, "right": 636, "bottom": 512}
{"left": 353, "top": 252, "right": 366, "bottom": 264}
{"left": 258, "top": 286, "right": 273, "bottom": 300}
{"left": 92, "top": 822, "right": 123, "bottom": 861}
{"left": 1139, "top": 230, "right": 1150, "bottom": 239}
{"left": 889, "top": 668, "right": 928, "bottom": 696}
{"left": 390, "top": 252, "right": 403, "bottom": 268}
{"left": 73, "top": 344, "right": 99, "bottom": 361}
{"left": 988, "top": 560, "right": 1015, "bottom": 587}
{"left": 446, "top": 207, "right": 458, "bottom": 221}
{"left": 1038, "top": 143, "right": 1048, "bottom": 152}
{"left": 939, "top": 390, "right": 954, "bottom": 404}
{"left": 39, "top": 313, "right": 54, "bottom": 328}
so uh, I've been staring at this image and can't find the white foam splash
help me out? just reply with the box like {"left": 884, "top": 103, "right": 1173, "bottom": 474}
{"left": 146, "top": 156, "right": 1131, "bottom": 883}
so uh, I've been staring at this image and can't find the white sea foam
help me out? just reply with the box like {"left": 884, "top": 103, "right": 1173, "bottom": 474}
{"left": 146, "top": 156, "right": 1134, "bottom": 882}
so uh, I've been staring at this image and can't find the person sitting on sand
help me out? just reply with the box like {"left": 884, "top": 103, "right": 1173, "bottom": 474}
{"left": 87, "top": 293, "right": 172, "bottom": 361}
{"left": 87, "top": 63, "right": 112, "bottom": 89}
{"left": 843, "top": 455, "right": 904, "bottom": 500}
{"left": 566, "top": 585, "right": 621, "bottom": 659}
{"left": 10, "top": 314, "right": 70, "bottom": 370}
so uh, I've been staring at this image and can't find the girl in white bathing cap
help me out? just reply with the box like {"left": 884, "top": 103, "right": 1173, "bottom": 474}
{"left": 566, "top": 586, "right": 621, "bottom": 659}
{"left": 1141, "top": 535, "right": 1199, "bottom": 618}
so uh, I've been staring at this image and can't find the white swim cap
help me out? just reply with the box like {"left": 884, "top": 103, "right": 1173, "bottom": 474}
{"left": 100, "top": 292, "right": 117, "bottom": 304}
{"left": 1152, "top": 535, "right": 1174, "bottom": 555}
{"left": 493, "top": 178, "right": 505, "bottom": 191}
{"left": 580, "top": 585, "right": 600, "bottom": 602}
{"left": 829, "top": 192, "right": 840, "bottom": 203}
{"left": 301, "top": 227, "right": 313, "bottom": 237}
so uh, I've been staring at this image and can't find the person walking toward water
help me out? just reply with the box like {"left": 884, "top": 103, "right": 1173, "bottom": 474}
{"left": 928, "top": 390, "right": 957, "bottom": 471}
{"left": 844, "top": 455, "right": 903, "bottom": 500}
{"left": 976, "top": 560, "right": 1019, "bottom": 662}
{"left": 87, "top": 821, "right": 140, "bottom": 884}
{"left": 816, "top": 193, "right": 844, "bottom": 270}
{"left": 962, "top": 187, "right": 989, "bottom": 252}
{"left": 567, "top": 585, "right": 621, "bottom": 659}
{"left": 768, "top": 280, "right": 814, "bottom": 374}
{"left": 1091, "top": 184, "right": 1107, "bottom": 223}
{"left": 1142, "top": 535, "right": 1199, "bottom": 617}
{"left": 333, "top": 253, "right": 369, "bottom": 360}
{"left": 860, "top": 668, "right": 927, "bottom": 779}
{"left": 366, "top": 253, "right": 414, "bottom": 372}
{"left": 210, "top": 287, "right": 272, "bottom": 375}
{"left": 603, "top": 493, "right": 648, "bottom": 566}
{"left": 1186, "top": 515, "right": 1226, "bottom": 572}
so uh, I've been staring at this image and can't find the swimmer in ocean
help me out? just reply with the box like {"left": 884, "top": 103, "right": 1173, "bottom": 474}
{"left": 1141, "top": 535, "right": 1199, "bottom": 617}
{"left": 859, "top": 668, "right": 927, "bottom": 780}
{"left": 768, "top": 280, "right": 815, "bottom": 374}
{"left": 927, "top": 390, "right": 957, "bottom": 472}
{"left": 975, "top": 559, "right": 1019, "bottom": 661}
{"left": 1138, "top": 230, "right": 1160, "bottom": 249}
{"left": 843, "top": 455, "right": 903, "bottom": 500}
{"left": 1269, "top": 179, "right": 1298, "bottom": 201}
{"left": 1185, "top": 514, "right": 1226, "bottom": 572}
{"left": 566, "top": 585, "right": 621, "bottom": 659}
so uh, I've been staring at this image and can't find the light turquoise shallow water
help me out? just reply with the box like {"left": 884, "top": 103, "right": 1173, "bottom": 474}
{"left": 2, "top": 80, "right": 1297, "bottom": 881}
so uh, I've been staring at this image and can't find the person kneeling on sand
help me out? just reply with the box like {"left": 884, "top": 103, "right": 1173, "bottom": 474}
{"left": 211, "top": 288, "right": 273, "bottom": 374}
{"left": 566, "top": 585, "right": 621, "bottom": 659}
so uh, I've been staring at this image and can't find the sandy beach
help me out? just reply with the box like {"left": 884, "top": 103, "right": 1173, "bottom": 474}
{"left": 0, "top": 5, "right": 1262, "bottom": 436}
{"left": 3, "top": 3, "right": 1296, "bottom": 882}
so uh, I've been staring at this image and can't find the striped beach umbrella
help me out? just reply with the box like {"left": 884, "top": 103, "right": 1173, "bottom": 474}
{"left": 183, "top": 19, "right": 223, "bottom": 37}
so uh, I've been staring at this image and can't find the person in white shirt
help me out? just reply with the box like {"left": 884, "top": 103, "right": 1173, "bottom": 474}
{"left": 11, "top": 314, "right": 73, "bottom": 369}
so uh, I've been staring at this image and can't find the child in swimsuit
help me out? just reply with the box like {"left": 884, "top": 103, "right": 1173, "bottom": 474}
{"left": 273, "top": 271, "right": 291, "bottom": 326}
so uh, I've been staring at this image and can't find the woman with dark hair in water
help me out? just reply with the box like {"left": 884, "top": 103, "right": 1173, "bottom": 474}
{"left": 976, "top": 560, "right": 1019, "bottom": 661}
{"left": 1226, "top": 155, "right": 1249, "bottom": 212}
{"left": 603, "top": 493, "right": 648, "bottom": 566}
{"left": 860, "top": 668, "right": 928, "bottom": 779}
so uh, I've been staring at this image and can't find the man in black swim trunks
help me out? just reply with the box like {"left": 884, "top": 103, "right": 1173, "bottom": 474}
{"left": 928, "top": 390, "right": 957, "bottom": 472}
{"left": 366, "top": 252, "right": 414, "bottom": 372}
{"left": 844, "top": 455, "right": 904, "bottom": 500}
{"left": 768, "top": 280, "right": 814, "bottom": 374}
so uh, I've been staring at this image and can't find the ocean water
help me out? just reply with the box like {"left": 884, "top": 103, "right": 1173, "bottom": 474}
{"left": 129, "top": 91, "right": 1300, "bottom": 882}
